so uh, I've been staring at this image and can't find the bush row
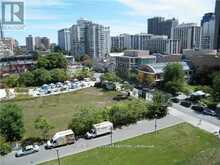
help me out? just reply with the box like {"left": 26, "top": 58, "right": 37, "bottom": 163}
{"left": 68, "top": 99, "right": 167, "bottom": 137}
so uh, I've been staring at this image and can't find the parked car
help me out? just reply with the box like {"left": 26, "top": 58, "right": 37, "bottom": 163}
{"left": 15, "top": 145, "right": 40, "bottom": 157}
{"left": 113, "top": 94, "right": 128, "bottom": 101}
{"left": 203, "top": 108, "right": 217, "bottom": 116}
{"left": 191, "top": 105, "right": 204, "bottom": 112}
{"left": 180, "top": 101, "right": 192, "bottom": 108}
{"left": 171, "top": 98, "right": 180, "bottom": 103}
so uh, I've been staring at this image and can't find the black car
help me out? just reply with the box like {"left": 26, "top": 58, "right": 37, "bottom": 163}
{"left": 191, "top": 105, "right": 204, "bottom": 112}
{"left": 180, "top": 101, "right": 192, "bottom": 108}
{"left": 171, "top": 98, "right": 180, "bottom": 103}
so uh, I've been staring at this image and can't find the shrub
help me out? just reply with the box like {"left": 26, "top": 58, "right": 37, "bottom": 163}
{"left": 3, "top": 74, "right": 19, "bottom": 88}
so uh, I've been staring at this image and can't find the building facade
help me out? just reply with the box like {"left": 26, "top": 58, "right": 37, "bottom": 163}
{"left": 26, "top": 35, "right": 34, "bottom": 52}
{"left": 214, "top": 0, "right": 220, "bottom": 50}
{"left": 166, "top": 39, "right": 181, "bottom": 54}
{"left": 138, "top": 62, "right": 190, "bottom": 84}
{"left": 58, "top": 28, "right": 71, "bottom": 52}
{"left": 172, "top": 23, "right": 200, "bottom": 51}
{"left": 115, "top": 50, "right": 156, "bottom": 78}
{"left": 200, "top": 13, "right": 215, "bottom": 49}
{"left": 144, "top": 35, "right": 168, "bottom": 54}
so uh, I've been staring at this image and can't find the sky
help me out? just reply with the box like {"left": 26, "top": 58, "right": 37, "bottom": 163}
{"left": 1, "top": 0, "right": 216, "bottom": 45}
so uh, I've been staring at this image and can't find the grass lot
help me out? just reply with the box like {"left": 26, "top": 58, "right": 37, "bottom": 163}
{"left": 41, "top": 123, "right": 220, "bottom": 165}
{"left": 7, "top": 87, "right": 120, "bottom": 138}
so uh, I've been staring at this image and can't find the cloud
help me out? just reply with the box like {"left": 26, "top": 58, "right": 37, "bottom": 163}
{"left": 117, "top": 0, "right": 215, "bottom": 23}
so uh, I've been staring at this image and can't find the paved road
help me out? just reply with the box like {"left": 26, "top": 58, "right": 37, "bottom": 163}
{"left": 172, "top": 103, "right": 220, "bottom": 127}
{"left": 1, "top": 115, "right": 182, "bottom": 165}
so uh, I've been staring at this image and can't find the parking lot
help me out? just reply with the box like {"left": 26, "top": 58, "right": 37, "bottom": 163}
{"left": 29, "top": 79, "right": 95, "bottom": 97}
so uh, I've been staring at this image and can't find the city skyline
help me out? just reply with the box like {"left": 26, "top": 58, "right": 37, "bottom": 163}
{"left": 3, "top": 0, "right": 215, "bottom": 45}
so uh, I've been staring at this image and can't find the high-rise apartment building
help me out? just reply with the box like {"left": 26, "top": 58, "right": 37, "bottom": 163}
{"left": 200, "top": 13, "right": 215, "bottom": 49}
{"left": 58, "top": 28, "right": 71, "bottom": 52}
{"left": 172, "top": 23, "right": 200, "bottom": 51}
{"left": 70, "top": 18, "right": 110, "bottom": 59}
{"left": 26, "top": 35, "right": 34, "bottom": 51}
{"left": 35, "top": 37, "right": 50, "bottom": 51}
{"left": 148, "top": 17, "right": 164, "bottom": 35}
{"left": 214, "top": 0, "right": 220, "bottom": 50}
{"left": 148, "top": 17, "right": 178, "bottom": 38}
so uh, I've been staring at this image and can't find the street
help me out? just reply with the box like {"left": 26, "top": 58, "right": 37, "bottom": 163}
{"left": 172, "top": 103, "right": 220, "bottom": 127}
{"left": 1, "top": 114, "right": 182, "bottom": 165}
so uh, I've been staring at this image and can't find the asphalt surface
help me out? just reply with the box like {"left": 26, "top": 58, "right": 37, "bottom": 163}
{"left": 1, "top": 114, "right": 182, "bottom": 165}
{"left": 172, "top": 103, "right": 220, "bottom": 127}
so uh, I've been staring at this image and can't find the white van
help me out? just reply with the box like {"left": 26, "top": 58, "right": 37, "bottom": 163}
{"left": 86, "top": 121, "right": 113, "bottom": 139}
{"left": 46, "top": 130, "right": 75, "bottom": 149}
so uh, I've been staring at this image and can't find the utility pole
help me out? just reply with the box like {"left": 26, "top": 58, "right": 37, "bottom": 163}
{"left": 110, "top": 126, "right": 113, "bottom": 146}
{"left": 56, "top": 149, "right": 61, "bottom": 165}
{"left": 155, "top": 114, "right": 157, "bottom": 135}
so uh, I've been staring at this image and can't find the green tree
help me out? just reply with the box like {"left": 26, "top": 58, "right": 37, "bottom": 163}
{"left": 163, "top": 63, "right": 185, "bottom": 95}
{"left": 37, "top": 54, "right": 67, "bottom": 70}
{"left": 0, "top": 136, "right": 11, "bottom": 156}
{"left": 68, "top": 106, "right": 103, "bottom": 136}
{"left": 32, "top": 68, "right": 51, "bottom": 86}
{"left": 0, "top": 104, "right": 24, "bottom": 141}
{"left": 50, "top": 69, "right": 68, "bottom": 82}
{"left": 3, "top": 74, "right": 19, "bottom": 88}
{"left": 36, "top": 56, "right": 50, "bottom": 69}
{"left": 74, "top": 68, "right": 92, "bottom": 80}
{"left": 148, "top": 91, "right": 169, "bottom": 118}
{"left": 101, "top": 72, "right": 121, "bottom": 82}
{"left": 34, "top": 116, "right": 54, "bottom": 140}
{"left": 213, "top": 73, "right": 220, "bottom": 101}
{"left": 18, "top": 71, "right": 34, "bottom": 87}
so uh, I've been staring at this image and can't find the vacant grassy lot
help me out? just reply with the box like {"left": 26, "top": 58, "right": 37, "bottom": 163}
{"left": 41, "top": 123, "right": 220, "bottom": 165}
{"left": 8, "top": 87, "right": 120, "bottom": 138}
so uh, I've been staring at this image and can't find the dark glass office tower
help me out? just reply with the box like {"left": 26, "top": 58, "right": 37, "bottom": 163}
{"left": 214, "top": 0, "right": 220, "bottom": 50}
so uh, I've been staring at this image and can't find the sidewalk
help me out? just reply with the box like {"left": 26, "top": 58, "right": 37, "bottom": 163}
{"left": 168, "top": 107, "right": 220, "bottom": 136}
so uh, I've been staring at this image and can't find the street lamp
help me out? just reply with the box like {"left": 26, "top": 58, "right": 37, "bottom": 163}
{"left": 55, "top": 149, "right": 61, "bottom": 165}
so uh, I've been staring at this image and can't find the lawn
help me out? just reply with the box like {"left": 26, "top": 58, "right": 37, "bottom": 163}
{"left": 8, "top": 87, "right": 120, "bottom": 138}
{"left": 40, "top": 123, "right": 220, "bottom": 165}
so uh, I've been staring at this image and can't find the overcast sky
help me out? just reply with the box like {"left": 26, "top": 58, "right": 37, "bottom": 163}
{"left": 3, "top": 0, "right": 216, "bottom": 45}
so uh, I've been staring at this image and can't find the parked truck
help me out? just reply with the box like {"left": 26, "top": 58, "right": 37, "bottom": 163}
{"left": 46, "top": 130, "right": 75, "bottom": 149}
{"left": 86, "top": 121, "right": 113, "bottom": 139}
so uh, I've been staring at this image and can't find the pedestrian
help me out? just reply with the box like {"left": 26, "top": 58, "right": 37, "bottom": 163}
{"left": 198, "top": 119, "right": 202, "bottom": 126}
{"left": 219, "top": 129, "right": 220, "bottom": 136}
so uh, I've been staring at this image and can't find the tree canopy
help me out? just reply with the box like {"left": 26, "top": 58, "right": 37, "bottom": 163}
{"left": 34, "top": 116, "right": 54, "bottom": 140}
{"left": 0, "top": 104, "right": 24, "bottom": 141}
{"left": 101, "top": 72, "right": 121, "bottom": 82}
{"left": 213, "top": 73, "right": 220, "bottom": 102}
{"left": 163, "top": 63, "right": 185, "bottom": 95}
{"left": 37, "top": 53, "right": 67, "bottom": 70}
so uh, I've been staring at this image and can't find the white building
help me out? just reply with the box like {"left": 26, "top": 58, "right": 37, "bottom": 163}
{"left": 70, "top": 18, "right": 110, "bottom": 60}
{"left": 172, "top": 23, "right": 200, "bottom": 51}
{"left": 58, "top": 28, "right": 71, "bottom": 52}
{"left": 166, "top": 39, "right": 181, "bottom": 54}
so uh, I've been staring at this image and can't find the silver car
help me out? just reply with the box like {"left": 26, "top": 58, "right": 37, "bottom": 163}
{"left": 15, "top": 145, "right": 40, "bottom": 157}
